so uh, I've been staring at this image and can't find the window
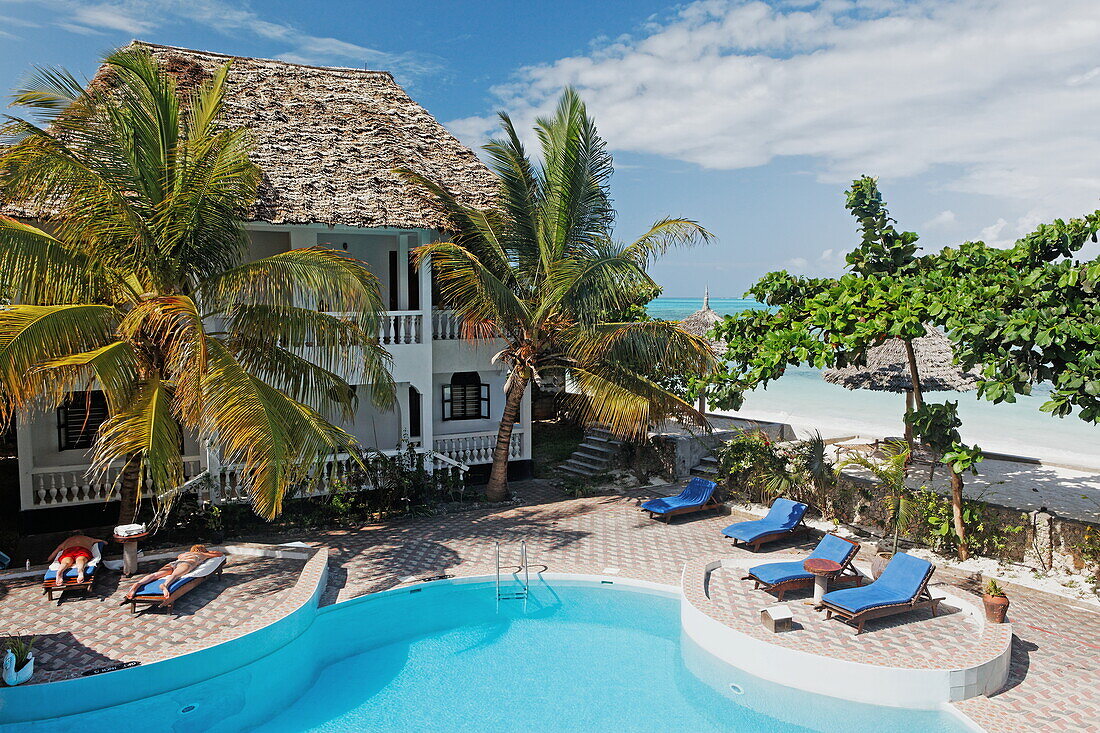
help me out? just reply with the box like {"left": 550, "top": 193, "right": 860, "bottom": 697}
{"left": 58, "top": 391, "right": 109, "bottom": 450}
{"left": 442, "top": 372, "right": 488, "bottom": 420}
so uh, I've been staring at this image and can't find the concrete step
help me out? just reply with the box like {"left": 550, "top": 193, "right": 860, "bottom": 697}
{"left": 576, "top": 441, "right": 618, "bottom": 456}
{"left": 572, "top": 447, "right": 616, "bottom": 464}
{"left": 560, "top": 457, "right": 607, "bottom": 474}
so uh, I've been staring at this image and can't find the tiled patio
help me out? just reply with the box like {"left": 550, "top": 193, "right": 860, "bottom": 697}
{"left": 1, "top": 479, "right": 1097, "bottom": 731}
{"left": 0, "top": 552, "right": 305, "bottom": 683}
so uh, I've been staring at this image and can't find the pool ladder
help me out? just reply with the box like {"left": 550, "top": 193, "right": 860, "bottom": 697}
{"left": 495, "top": 541, "right": 530, "bottom": 609}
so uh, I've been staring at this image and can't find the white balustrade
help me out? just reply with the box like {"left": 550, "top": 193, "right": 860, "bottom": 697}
{"left": 30, "top": 457, "right": 204, "bottom": 507}
{"left": 379, "top": 311, "right": 423, "bottom": 345}
{"left": 206, "top": 447, "right": 468, "bottom": 505}
{"left": 433, "top": 430, "right": 524, "bottom": 465}
{"left": 432, "top": 309, "right": 462, "bottom": 340}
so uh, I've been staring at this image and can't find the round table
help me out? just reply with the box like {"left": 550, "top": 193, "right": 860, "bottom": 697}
{"left": 113, "top": 532, "right": 149, "bottom": 577}
{"left": 802, "top": 557, "right": 842, "bottom": 606}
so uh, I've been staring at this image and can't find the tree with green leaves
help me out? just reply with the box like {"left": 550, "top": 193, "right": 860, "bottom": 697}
{"left": 904, "top": 402, "right": 982, "bottom": 560}
{"left": 924, "top": 215, "right": 1100, "bottom": 422}
{"left": 836, "top": 440, "right": 915, "bottom": 557}
{"left": 400, "top": 89, "right": 718, "bottom": 501}
{"left": 0, "top": 48, "right": 394, "bottom": 522}
{"left": 704, "top": 176, "right": 935, "bottom": 439}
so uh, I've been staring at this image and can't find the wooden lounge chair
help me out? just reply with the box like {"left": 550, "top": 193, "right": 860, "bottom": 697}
{"left": 640, "top": 477, "right": 720, "bottom": 523}
{"left": 42, "top": 541, "right": 106, "bottom": 602}
{"left": 744, "top": 534, "right": 863, "bottom": 600}
{"left": 722, "top": 498, "right": 809, "bottom": 551}
{"left": 127, "top": 555, "right": 226, "bottom": 615}
{"left": 820, "top": 552, "right": 942, "bottom": 634}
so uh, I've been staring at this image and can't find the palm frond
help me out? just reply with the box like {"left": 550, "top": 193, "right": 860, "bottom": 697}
{"left": 197, "top": 338, "right": 361, "bottom": 518}
{"left": 200, "top": 248, "right": 385, "bottom": 328}
{"left": 622, "top": 217, "right": 713, "bottom": 266}
{"left": 91, "top": 377, "right": 182, "bottom": 508}
{"left": 0, "top": 304, "right": 118, "bottom": 420}
{"left": 566, "top": 363, "right": 707, "bottom": 438}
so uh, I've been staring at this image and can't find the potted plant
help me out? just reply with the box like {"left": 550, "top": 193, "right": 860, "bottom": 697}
{"left": 3, "top": 634, "right": 36, "bottom": 686}
{"left": 983, "top": 579, "right": 1010, "bottom": 624}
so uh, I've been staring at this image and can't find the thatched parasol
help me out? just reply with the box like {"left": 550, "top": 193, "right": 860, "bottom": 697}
{"left": 679, "top": 287, "right": 724, "bottom": 412}
{"left": 679, "top": 287, "right": 723, "bottom": 354}
{"left": 822, "top": 323, "right": 978, "bottom": 442}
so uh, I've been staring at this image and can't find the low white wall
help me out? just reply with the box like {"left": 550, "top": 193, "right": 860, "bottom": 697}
{"left": 681, "top": 558, "right": 1012, "bottom": 709}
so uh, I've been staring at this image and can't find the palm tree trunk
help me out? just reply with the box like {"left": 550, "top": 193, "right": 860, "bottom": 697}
{"left": 950, "top": 469, "right": 969, "bottom": 560}
{"left": 116, "top": 456, "right": 141, "bottom": 525}
{"left": 485, "top": 373, "right": 529, "bottom": 502}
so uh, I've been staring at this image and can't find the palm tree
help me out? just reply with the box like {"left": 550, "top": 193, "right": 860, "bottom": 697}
{"left": 0, "top": 48, "right": 394, "bottom": 522}
{"left": 400, "top": 89, "right": 718, "bottom": 501}
{"left": 836, "top": 440, "right": 916, "bottom": 556}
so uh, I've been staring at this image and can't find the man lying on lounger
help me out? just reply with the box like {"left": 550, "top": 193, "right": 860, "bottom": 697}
{"left": 47, "top": 533, "right": 106, "bottom": 587}
{"left": 123, "top": 545, "right": 224, "bottom": 600}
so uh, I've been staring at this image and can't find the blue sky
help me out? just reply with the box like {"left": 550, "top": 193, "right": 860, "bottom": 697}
{"left": 2, "top": 0, "right": 1099, "bottom": 296}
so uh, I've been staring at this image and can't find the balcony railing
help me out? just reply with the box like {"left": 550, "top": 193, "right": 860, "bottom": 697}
{"left": 432, "top": 309, "right": 462, "bottom": 340}
{"left": 30, "top": 457, "right": 205, "bottom": 508}
{"left": 433, "top": 429, "right": 525, "bottom": 465}
{"left": 379, "top": 310, "right": 423, "bottom": 345}
{"left": 199, "top": 447, "right": 468, "bottom": 505}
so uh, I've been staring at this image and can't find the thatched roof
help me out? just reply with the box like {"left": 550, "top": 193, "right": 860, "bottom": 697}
{"left": 679, "top": 287, "right": 724, "bottom": 353}
{"left": 822, "top": 323, "right": 979, "bottom": 393}
{"left": 3, "top": 42, "right": 498, "bottom": 230}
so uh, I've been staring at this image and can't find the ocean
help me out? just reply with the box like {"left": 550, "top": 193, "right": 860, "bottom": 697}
{"left": 650, "top": 297, "right": 1100, "bottom": 468}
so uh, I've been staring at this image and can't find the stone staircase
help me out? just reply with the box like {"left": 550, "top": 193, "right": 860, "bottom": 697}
{"left": 690, "top": 454, "right": 720, "bottom": 480}
{"left": 558, "top": 427, "right": 624, "bottom": 479}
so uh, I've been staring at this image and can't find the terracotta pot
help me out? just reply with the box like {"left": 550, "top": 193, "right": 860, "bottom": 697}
{"left": 983, "top": 594, "right": 1010, "bottom": 624}
{"left": 870, "top": 552, "right": 893, "bottom": 579}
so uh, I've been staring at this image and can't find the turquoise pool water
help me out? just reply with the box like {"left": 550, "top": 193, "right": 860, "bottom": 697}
{"left": 4, "top": 578, "right": 968, "bottom": 732}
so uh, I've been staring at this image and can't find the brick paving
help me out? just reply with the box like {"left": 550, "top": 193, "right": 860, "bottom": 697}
{"left": 0, "top": 553, "right": 303, "bottom": 683}
{"left": 1, "top": 479, "right": 1097, "bottom": 731}
{"left": 690, "top": 560, "right": 1009, "bottom": 670}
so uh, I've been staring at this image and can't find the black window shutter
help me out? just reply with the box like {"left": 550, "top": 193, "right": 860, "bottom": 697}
{"left": 441, "top": 384, "right": 452, "bottom": 420}
{"left": 480, "top": 383, "right": 490, "bottom": 419}
{"left": 388, "top": 250, "right": 399, "bottom": 310}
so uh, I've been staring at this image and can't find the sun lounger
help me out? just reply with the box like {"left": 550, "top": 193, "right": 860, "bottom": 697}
{"left": 127, "top": 555, "right": 227, "bottom": 615}
{"left": 820, "top": 552, "right": 941, "bottom": 633}
{"left": 721, "top": 498, "right": 809, "bottom": 551}
{"left": 744, "top": 534, "right": 863, "bottom": 600}
{"left": 43, "top": 541, "right": 106, "bottom": 601}
{"left": 640, "top": 477, "right": 720, "bottom": 523}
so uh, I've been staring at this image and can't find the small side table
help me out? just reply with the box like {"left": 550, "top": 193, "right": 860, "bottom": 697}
{"left": 113, "top": 532, "right": 149, "bottom": 577}
{"left": 802, "top": 558, "right": 842, "bottom": 607}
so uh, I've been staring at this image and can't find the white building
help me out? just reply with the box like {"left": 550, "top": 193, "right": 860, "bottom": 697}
{"left": 8, "top": 43, "right": 531, "bottom": 531}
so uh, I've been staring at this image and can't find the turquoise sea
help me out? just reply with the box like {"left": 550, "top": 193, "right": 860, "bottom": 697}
{"left": 651, "top": 297, "right": 1100, "bottom": 467}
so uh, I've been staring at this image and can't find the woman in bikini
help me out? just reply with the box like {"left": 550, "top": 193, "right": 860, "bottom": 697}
{"left": 124, "top": 545, "right": 224, "bottom": 600}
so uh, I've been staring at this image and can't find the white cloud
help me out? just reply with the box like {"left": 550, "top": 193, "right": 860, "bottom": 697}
{"left": 976, "top": 211, "right": 1044, "bottom": 248}
{"left": 460, "top": 0, "right": 1100, "bottom": 218}
{"left": 71, "top": 4, "right": 153, "bottom": 34}
{"left": 922, "top": 210, "right": 956, "bottom": 231}
{"left": 786, "top": 256, "right": 808, "bottom": 268}
{"left": 20, "top": 1, "right": 438, "bottom": 77}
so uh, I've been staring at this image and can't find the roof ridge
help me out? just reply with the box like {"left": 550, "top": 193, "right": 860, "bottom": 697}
{"left": 129, "top": 40, "right": 396, "bottom": 80}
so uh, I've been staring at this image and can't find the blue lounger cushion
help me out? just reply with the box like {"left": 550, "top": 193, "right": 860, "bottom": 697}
{"left": 821, "top": 552, "right": 933, "bottom": 614}
{"left": 722, "top": 498, "right": 808, "bottom": 542}
{"left": 749, "top": 534, "right": 859, "bottom": 585}
{"left": 641, "top": 477, "right": 717, "bottom": 514}
{"left": 133, "top": 575, "right": 195, "bottom": 597}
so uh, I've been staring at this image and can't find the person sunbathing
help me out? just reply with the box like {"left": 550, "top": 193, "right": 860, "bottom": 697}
{"left": 123, "top": 545, "right": 224, "bottom": 600}
{"left": 47, "top": 533, "right": 105, "bottom": 587}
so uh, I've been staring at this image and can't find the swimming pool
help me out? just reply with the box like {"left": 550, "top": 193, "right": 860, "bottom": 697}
{"left": 0, "top": 577, "right": 971, "bottom": 732}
